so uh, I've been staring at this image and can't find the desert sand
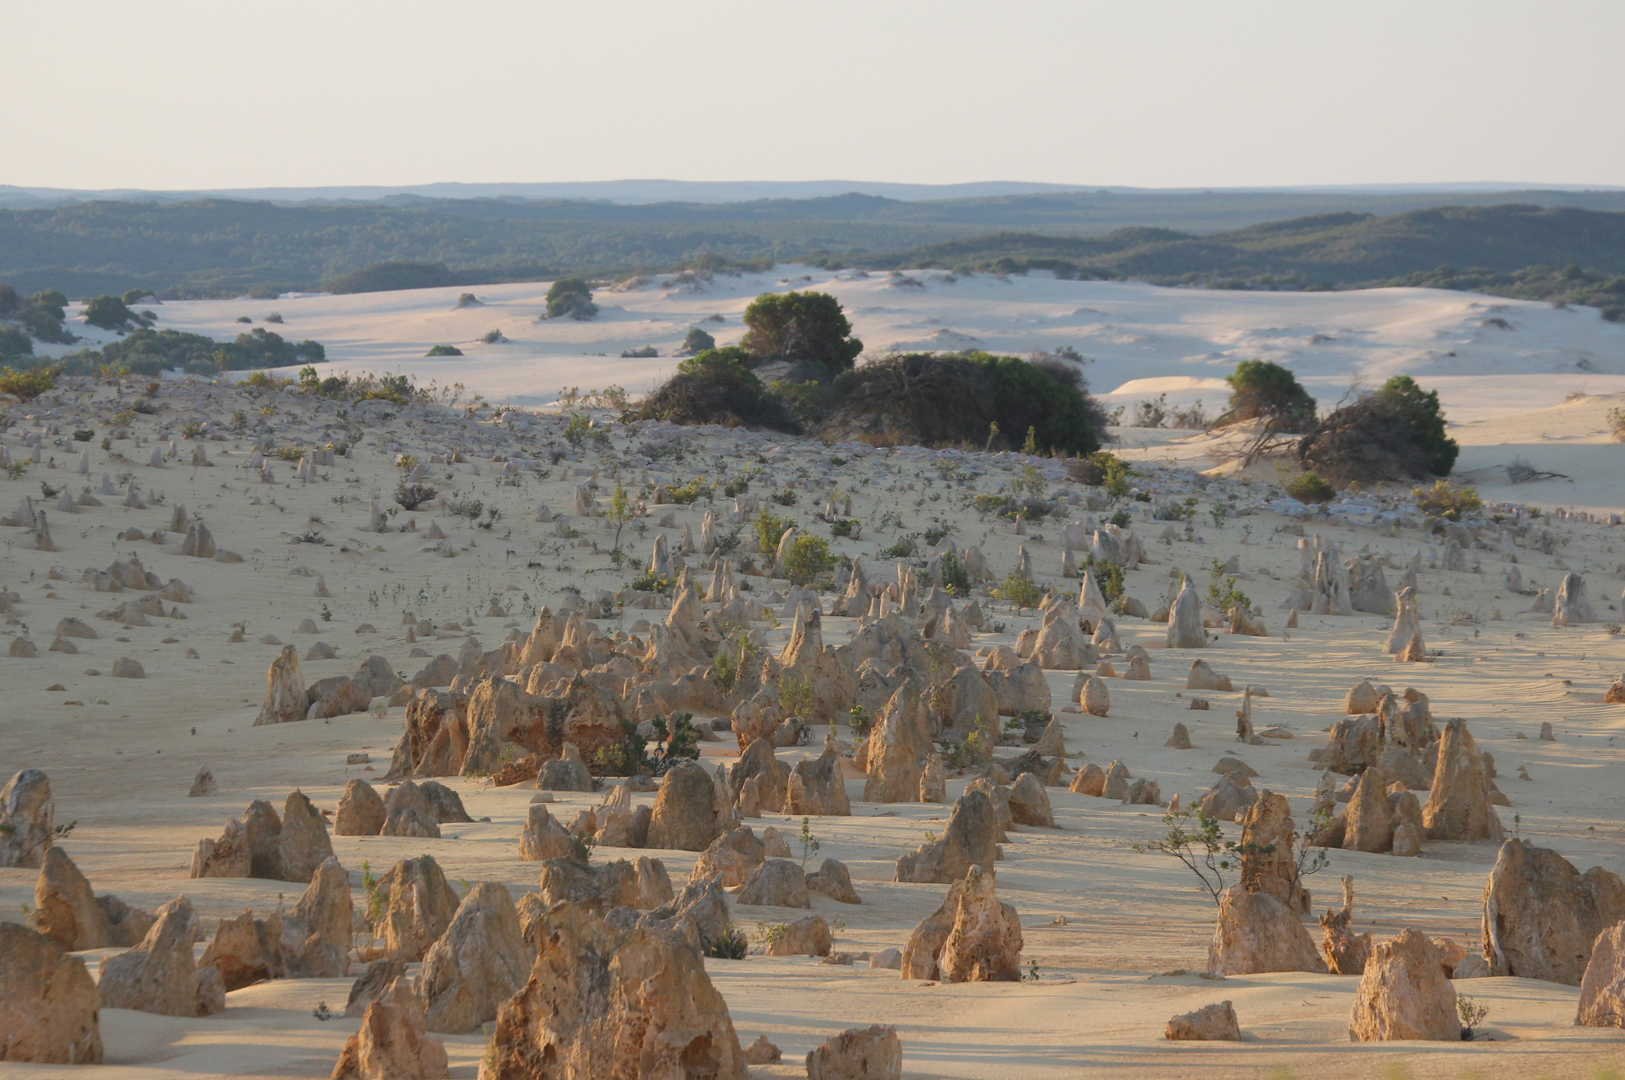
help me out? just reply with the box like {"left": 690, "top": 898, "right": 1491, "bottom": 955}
{"left": 3, "top": 275, "right": 1625, "bottom": 1079}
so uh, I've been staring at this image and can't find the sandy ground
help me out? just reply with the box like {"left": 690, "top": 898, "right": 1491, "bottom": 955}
{"left": 4, "top": 300, "right": 1625, "bottom": 1077}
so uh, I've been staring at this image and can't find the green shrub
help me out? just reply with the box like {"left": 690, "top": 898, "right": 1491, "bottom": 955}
{"left": 940, "top": 548, "right": 971, "bottom": 595}
{"left": 1413, "top": 479, "right": 1481, "bottom": 521}
{"left": 83, "top": 295, "right": 149, "bottom": 331}
{"left": 680, "top": 327, "right": 716, "bottom": 355}
{"left": 677, "top": 346, "right": 756, "bottom": 375}
{"left": 780, "top": 534, "right": 835, "bottom": 585}
{"left": 768, "top": 378, "right": 834, "bottom": 425}
{"left": 629, "top": 571, "right": 677, "bottom": 595}
{"left": 426, "top": 344, "right": 463, "bottom": 356}
{"left": 621, "top": 345, "right": 657, "bottom": 358}
{"left": 755, "top": 510, "right": 794, "bottom": 555}
{"left": 704, "top": 925, "right": 750, "bottom": 959}
{"left": 1066, "top": 451, "right": 1131, "bottom": 493}
{"left": 1222, "top": 359, "right": 1317, "bottom": 431}
{"left": 636, "top": 360, "right": 798, "bottom": 432}
{"left": 0, "top": 366, "right": 57, "bottom": 400}
{"left": 1206, "top": 559, "right": 1251, "bottom": 612}
{"left": 1286, "top": 471, "right": 1336, "bottom": 503}
{"left": 822, "top": 352, "right": 1100, "bottom": 456}
{"left": 0, "top": 327, "right": 33, "bottom": 357}
{"left": 545, "top": 278, "right": 598, "bottom": 321}
{"left": 642, "top": 713, "right": 701, "bottom": 772}
{"left": 1085, "top": 556, "right": 1124, "bottom": 602}
{"left": 996, "top": 572, "right": 1044, "bottom": 610}
{"left": 740, "top": 290, "right": 862, "bottom": 371}
{"left": 667, "top": 476, "right": 714, "bottom": 504}
{"left": 830, "top": 518, "right": 861, "bottom": 539}
{"left": 979, "top": 354, "right": 1101, "bottom": 455}
{"left": 778, "top": 674, "right": 818, "bottom": 718}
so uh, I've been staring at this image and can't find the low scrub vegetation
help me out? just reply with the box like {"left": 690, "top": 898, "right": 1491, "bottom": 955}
{"left": 1285, "top": 471, "right": 1336, "bottom": 504}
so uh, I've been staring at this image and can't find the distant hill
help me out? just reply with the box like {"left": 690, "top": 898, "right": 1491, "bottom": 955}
{"left": 866, "top": 205, "right": 1625, "bottom": 284}
{"left": 2, "top": 196, "right": 1625, "bottom": 311}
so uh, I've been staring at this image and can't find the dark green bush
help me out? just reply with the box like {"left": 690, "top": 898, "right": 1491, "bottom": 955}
{"left": 1296, "top": 375, "right": 1457, "bottom": 487}
{"left": 677, "top": 346, "right": 756, "bottom": 375}
{"left": 820, "top": 352, "right": 1100, "bottom": 455}
{"left": 679, "top": 327, "right": 716, "bottom": 355}
{"left": 426, "top": 344, "right": 463, "bottom": 356}
{"left": 1285, "top": 471, "right": 1336, "bottom": 503}
{"left": 634, "top": 359, "right": 798, "bottom": 432}
{"left": 0, "top": 327, "right": 33, "bottom": 357}
{"left": 1374, "top": 375, "right": 1457, "bottom": 475}
{"left": 545, "top": 278, "right": 597, "bottom": 321}
{"left": 979, "top": 353, "right": 1100, "bottom": 455}
{"left": 83, "top": 295, "right": 150, "bottom": 331}
{"left": 740, "top": 291, "right": 862, "bottom": 371}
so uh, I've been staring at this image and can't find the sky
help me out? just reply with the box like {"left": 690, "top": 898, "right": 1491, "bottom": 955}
{"left": 6, "top": 0, "right": 1624, "bottom": 192}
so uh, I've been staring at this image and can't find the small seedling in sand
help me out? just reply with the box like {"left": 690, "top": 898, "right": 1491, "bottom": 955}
{"left": 799, "top": 817, "right": 821, "bottom": 868}
{"left": 753, "top": 923, "right": 787, "bottom": 947}
{"left": 319, "top": 604, "right": 332, "bottom": 622}
{"left": 312, "top": 1002, "right": 334, "bottom": 1021}
{"left": 1458, "top": 995, "right": 1489, "bottom": 1038}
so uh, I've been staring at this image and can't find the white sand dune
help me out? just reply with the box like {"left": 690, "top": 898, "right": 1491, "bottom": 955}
{"left": 44, "top": 267, "right": 1625, "bottom": 424}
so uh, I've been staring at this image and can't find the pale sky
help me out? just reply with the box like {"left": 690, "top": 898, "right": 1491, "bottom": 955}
{"left": 6, "top": 0, "right": 1623, "bottom": 191}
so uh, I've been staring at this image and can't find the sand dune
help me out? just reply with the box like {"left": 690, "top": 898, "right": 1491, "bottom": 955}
{"left": 44, "top": 268, "right": 1625, "bottom": 426}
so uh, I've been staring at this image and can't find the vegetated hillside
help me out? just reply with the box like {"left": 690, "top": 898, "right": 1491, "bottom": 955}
{"left": 859, "top": 205, "right": 1625, "bottom": 308}
{"left": 6, "top": 198, "right": 1625, "bottom": 310}
{"left": 0, "top": 199, "right": 960, "bottom": 298}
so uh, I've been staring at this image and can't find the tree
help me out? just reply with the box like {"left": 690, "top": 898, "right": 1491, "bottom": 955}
{"left": 740, "top": 291, "right": 862, "bottom": 371}
{"left": 1374, "top": 375, "right": 1457, "bottom": 475}
{"left": 1296, "top": 374, "right": 1459, "bottom": 487}
{"left": 545, "top": 278, "right": 598, "bottom": 321}
{"left": 83, "top": 295, "right": 147, "bottom": 331}
{"left": 1222, "top": 359, "right": 1317, "bottom": 431}
{"left": 679, "top": 327, "right": 716, "bottom": 355}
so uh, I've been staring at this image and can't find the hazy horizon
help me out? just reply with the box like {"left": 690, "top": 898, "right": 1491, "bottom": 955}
{"left": 7, "top": 0, "right": 1624, "bottom": 191}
